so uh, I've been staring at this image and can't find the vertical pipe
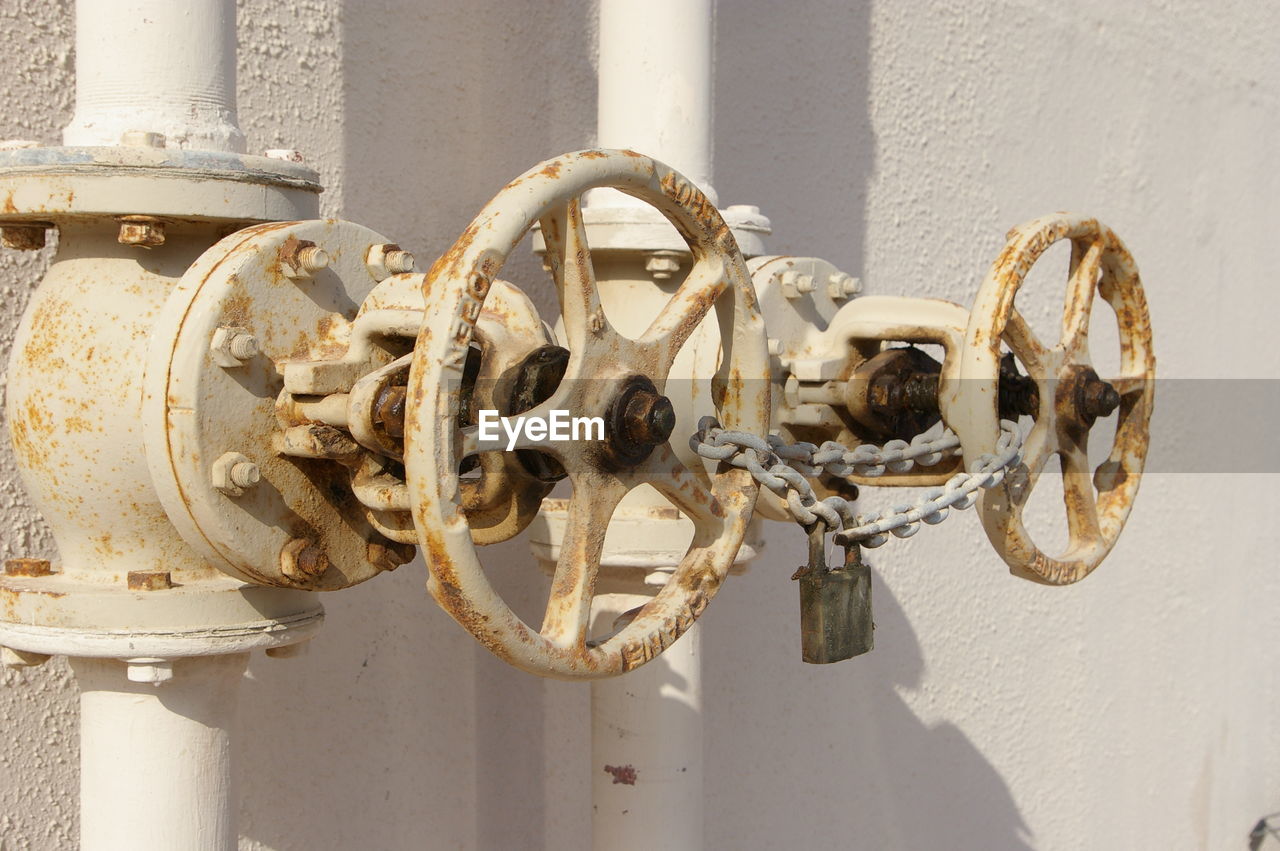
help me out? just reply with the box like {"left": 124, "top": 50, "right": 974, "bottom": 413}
{"left": 63, "top": 0, "right": 245, "bottom": 151}
{"left": 596, "top": 0, "right": 716, "bottom": 204}
{"left": 71, "top": 654, "right": 249, "bottom": 851}
{"left": 593, "top": 594, "right": 704, "bottom": 850}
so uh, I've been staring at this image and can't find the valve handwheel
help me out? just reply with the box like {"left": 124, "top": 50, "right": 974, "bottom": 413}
{"left": 947, "top": 214, "right": 1155, "bottom": 585}
{"left": 405, "top": 150, "right": 770, "bottom": 678}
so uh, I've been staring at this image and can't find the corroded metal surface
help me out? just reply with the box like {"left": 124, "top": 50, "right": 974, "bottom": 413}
{"left": 404, "top": 149, "right": 770, "bottom": 679}
{"left": 945, "top": 214, "right": 1155, "bottom": 585}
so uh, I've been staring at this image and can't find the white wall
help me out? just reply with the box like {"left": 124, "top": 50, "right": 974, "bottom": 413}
{"left": 2, "top": 2, "right": 1278, "bottom": 849}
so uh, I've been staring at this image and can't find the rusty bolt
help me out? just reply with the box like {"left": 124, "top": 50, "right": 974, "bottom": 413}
{"left": 5, "top": 558, "right": 52, "bottom": 577}
{"left": 385, "top": 249, "right": 415, "bottom": 275}
{"left": 127, "top": 570, "right": 173, "bottom": 591}
{"left": 118, "top": 215, "right": 166, "bottom": 247}
{"left": 210, "top": 326, "right": 260, "bottom": 368}
{"left": 281, "top": 242, "right": 331, "bottom": 280}
{"left": 1, "top": 647, "right": 51, "bottom": 669}
{"left": 366, "top": 539, "right": 416, "bottom": 572}
{"left": 211, "top": 451, "right": 260, "bottom": 497}
{"left": 644, "top": 251, "right": 682, "bottom": 281}
{"left": 281, "top": 538, "right": 330, "bottom": 581}
{"left": 126, "top": 658, "right": 174, "bottom": 686}
{"left": 827, "top": 272, "right": 861, "bottom": 299}
{"left": 120, "top": 130, "right": 166, "bottom": 148}
{"left": 622, "top": 389, "right": 677, "bottom": 447}
{"left": 265, "top": 148, "right": 304, "bottom": 163}
{"left": 780, "top": 270, "right": 816, "bottom": 299}
{"left": 1081, "top": 378, "right": 1121, "bottom": 420}
{"left": 2, "top": 226, "right": 47, "bottom": 251}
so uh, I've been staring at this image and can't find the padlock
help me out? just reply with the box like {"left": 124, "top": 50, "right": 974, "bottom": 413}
{"left": 793, "top": 521, "right": 874, "bottom": 664}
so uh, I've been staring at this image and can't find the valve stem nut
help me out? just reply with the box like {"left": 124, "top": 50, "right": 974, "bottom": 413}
{"left": 281, "top": 538, "right": 330, "bottom": 581}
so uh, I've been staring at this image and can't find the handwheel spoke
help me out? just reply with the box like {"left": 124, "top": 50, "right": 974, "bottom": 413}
{"left": 540, "top": 477, "right": 628, "bottom": 648}
{"left": 1004, "top": 308, "right": 1050, "bottom": 377}
{"left": 1060, "top": 441, "right": 1102, "bottom": 546}
{"left": 625, "top": 444, "right": 724, "bottom": 531}
{"left": 1061, "top": 237, "right": 1102, "bottom": 358}
{"left": 638, "top": 259, "right": 727, "bottom": 374}
{"left": 540, "top": 198, "right": 606, "bottom": 347}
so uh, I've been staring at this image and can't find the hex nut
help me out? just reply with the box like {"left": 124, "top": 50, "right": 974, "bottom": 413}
{"left": 367, "top": 539, "right": 416, "bottom": 572}
{"left": 780, "top": 270, "right": 816, "bottom": 299}
{"left": 280, "top": 239, "right": 330, "bottom": 279}
{"left": 365, "top": 243, "right": 416, "bottom": 281}
{"left": 827, "top": 271, "right": 862, "bottom": 299}
{"left": 118, "top": 215, "right": 166, "bottom": 247}
{"left": 644, "top": 251, "right": 682, "bottom": 281}
{"left": 127, "top": 570, "right": 174, "bottom": 591}
{"left": 5, "top": 558, "right": 52, "bottom": 577}
{"left": 212, "top": 451, "right": 261, "bottom": 497}
{"left": 1, "top": 226, "right": 47, "bottom": 251}
{"left": 210, "top": 326, "right": 260, "bottom": 368}
{"left": 281, "top": 538, "right": 330, "bottom": 581}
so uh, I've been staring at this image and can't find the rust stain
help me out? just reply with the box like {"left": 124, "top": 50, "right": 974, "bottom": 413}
{"left": 603, "top": 764, "right": 637, "bottom": 785}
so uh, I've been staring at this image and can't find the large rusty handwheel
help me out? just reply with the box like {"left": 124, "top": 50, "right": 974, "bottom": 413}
{"left": 404, "top": 150, "right": 769, "bottom": 678}
{"left": 947, "top": 214, "right": 1155, "bottom": 585}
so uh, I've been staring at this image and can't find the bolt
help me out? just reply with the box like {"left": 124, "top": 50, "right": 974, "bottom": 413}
{"left": 210, "top": 326, "right": 260, "bottom": 368}
{"left": 212, "top": 451, "right": 261, "bottom": 496}
{"left": 5, "top": 558, "right": 51, "bottom": 577}
{"left": 120, "top": 130, "right": 166, "bottom": 148}
{"left": 126, "top": 658, "right": 174, "bottom": 686}
{"left": 127, "top": 570, "right": 173, "bottom": 591}
{"left": 827, "top": 272, "right": 862, "bottom": 299}
{"left": 645, "top": 251, "right": 682, "bottom": 281}
{"left": 118, "top": 215, "right": 166, "bottom": 247}
{"left": 367, "top": 539, "right": 416, "bottom": 572}
{"left": 780, "top": 270, "right": 816, "bottom": 299}
{"left": 265, "top": 149, "right": 305, "bottom": 163}
{"left": 281, "top": 538, "right": 330, "bottom": 581}
{"left": 1, "top": 647, "right": 50, "bottom": 669}
{"left": 1, "top": 226, "right": 46, "bottom": 251}
{"left": 365, "top": 243, "right": 416, "bottom": 281}
{"left": 767, "top": 338, "right": 782, "bottom": 357}
{"left": 1081, "top": 378, "right": 1121, "bottom": 419}
{"left": 622, "top": 390, "right": 677, "bottom": 447}
{"left": 280, "top": 239, "right": 330, "bottom": 279}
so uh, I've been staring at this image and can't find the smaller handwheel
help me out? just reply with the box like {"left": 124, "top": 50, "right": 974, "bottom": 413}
{"left": 946, "top": 214, "right": 1155, "bottom": 585}
{"left": 405, "top": 150, "right": 770, "bottom": 678}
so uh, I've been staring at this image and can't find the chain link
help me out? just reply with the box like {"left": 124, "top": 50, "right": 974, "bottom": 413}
{"left": 690, "top": 418, "right": 1023, "bottom": 548}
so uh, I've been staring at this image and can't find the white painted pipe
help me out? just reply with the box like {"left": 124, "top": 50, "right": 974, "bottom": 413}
{"left": 71, "top": 654, "right": 248, "bottom": 851}
{"left": 63, "top": 0, "right": 246, "bottom": 151}
{"left": 596, "top": 0, "right": 717, "bottom": 205}
{"left": 592, "top": 595, "right": 704, "bottom": 850}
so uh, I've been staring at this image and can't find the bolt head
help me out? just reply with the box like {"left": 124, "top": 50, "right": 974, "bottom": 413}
{"left": 127, "top": 570, "right": 174, "bottom": 591}
{"left": 365, "top": 243, "right": 416, "bottom": 281}
{"left": 827, "top": 272, "right": 862, "bottom": 299}
{"left": 644, "top": 252, "right": 682, "bottom": 280}
{"left": 780, "top": 270, "right": 815, "bottom": 299}
{"left": 118, "top": 216, "right": 166, "bottom": 247}
{"left": 120, "top": 130, "right": 167, "bottom": 148}
{"left": 2, "top": 226, "right": 47, "bottom": 251}
{"left": 367, "top": 539, "right": 416, "bottom": 572}
{"left": 265, "top": 149, "right": 305, "bottom": 163}
{"left": 5, "top": 558, "right": 52, "bottom": 577}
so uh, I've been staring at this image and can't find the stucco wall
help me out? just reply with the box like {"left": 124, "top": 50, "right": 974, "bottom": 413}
{"left": 2, "top": 2, "right": 1278, "bottom": 849}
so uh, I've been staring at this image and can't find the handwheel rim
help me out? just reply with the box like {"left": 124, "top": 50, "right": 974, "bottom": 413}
{"left": 949, "top": 214, "right": 1155, "bottom": 585}
{"left": 404, "top": 149, "right": 769, "bottom": 678}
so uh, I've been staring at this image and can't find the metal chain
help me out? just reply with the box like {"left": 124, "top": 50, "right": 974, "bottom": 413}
{"left": 689, "top": 417, "right": 1023, "bottom": 548}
